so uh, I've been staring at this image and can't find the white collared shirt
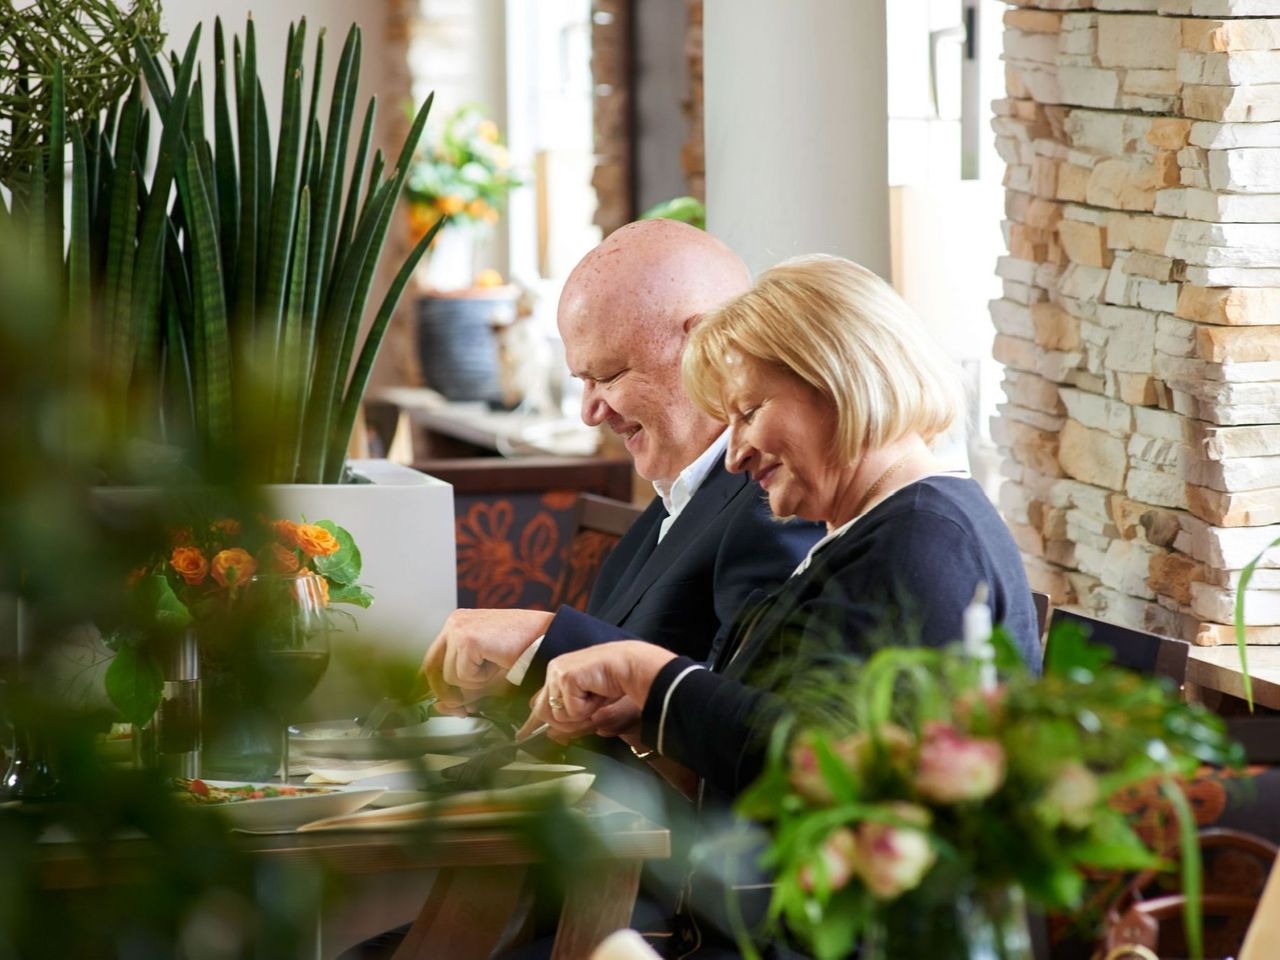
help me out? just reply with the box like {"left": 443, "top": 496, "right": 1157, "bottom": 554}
{"left": 653, "top": 430, "right": 729, "bottom": 543}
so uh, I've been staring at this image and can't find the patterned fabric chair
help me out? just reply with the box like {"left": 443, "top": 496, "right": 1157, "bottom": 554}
{"left": 550, "top": 494, "right": 644, "bottom": 612}
{"left": 412, "top": 457, "right": 635, "bottom": 611}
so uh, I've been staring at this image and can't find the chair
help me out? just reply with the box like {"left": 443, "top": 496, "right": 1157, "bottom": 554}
{"left": 550, "top": 493, "right": 645, "bottom": 612}
{"left": 1047, "top": 609, "right": 1190, "bottom": 685}
{"left": 411, "top": 457, "right": 632, "bottom": 610}
{"left": 1031, "top": 590, "right": 1050, "bottom": 642}
{"left": 1100, "top": 828, "right": 1277, "bottom": 960}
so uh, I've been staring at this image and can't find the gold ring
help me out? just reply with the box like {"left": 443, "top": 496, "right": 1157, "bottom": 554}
{"left": 547, "top": 695, "right": 564, "bottom": 711}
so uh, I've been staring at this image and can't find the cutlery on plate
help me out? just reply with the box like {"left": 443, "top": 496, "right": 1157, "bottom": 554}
{"left": 355, "top": 697, "right": 436, "bottom": 738}
{"left": 437, "top": 723, "right": 551, "bottom": 791}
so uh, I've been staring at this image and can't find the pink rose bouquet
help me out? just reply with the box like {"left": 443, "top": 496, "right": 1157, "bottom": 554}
{"left": 736, "top": 627, "right": 1243, "bottom": 960}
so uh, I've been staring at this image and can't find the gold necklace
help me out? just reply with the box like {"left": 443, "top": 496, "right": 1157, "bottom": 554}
{"left": 852, "top": 451, "right": 916, "bottom": 519}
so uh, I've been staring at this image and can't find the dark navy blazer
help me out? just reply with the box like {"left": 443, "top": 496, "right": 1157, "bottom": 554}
{"left": 516, "top": 459, "right": 824, "bottom": 695}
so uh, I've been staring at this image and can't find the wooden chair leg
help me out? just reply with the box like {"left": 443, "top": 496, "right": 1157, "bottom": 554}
{"left": 392, "top": 865, "right": 529, "bottom": 960}
{"left": 550, "top": 860, "right": 643, "bottom": 960}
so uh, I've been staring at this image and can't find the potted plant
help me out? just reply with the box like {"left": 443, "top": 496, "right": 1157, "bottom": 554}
{"left": 0, "top": 16, "right": 457, "bottom": 686}
{"left": 405, "top": 104, "right": 523, "bottom": 402}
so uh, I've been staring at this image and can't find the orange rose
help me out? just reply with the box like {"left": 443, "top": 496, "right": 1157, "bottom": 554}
{"left": 170, "top": 547, "right": 209, "bottom": 586}
{"left": 211, "top": 548, "right": 257, "bottom": 588}
{"left": 466, "top": 198, "right": 490, "bottom": 219}
{"left": 294, "top": 524, "right": 340, "bottom": 558}
{"left": 170, "top": 527, "right": 194, "bottom": 546}
{"left": 271, "top": 519, "right": 299, "bottom": 546}
{"left": 263, "top": 541, "right": 301, "bottom": 575}
{"left": 211, "top": 518, "right": 241, "bottom": 538}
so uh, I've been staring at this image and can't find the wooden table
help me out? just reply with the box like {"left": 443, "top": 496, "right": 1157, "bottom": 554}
{"left": 41, "top": 792, "right": 670, "bottom": 960}
{"left": 1186, "top": 645, "right": 1280, "bottom": 712}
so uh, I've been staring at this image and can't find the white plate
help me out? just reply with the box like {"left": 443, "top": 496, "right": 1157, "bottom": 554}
{"left": 289, "top": 716, "right": 493, "bottom": 760}
{"left": 296, "top": 772, "right": 596, "bottom": 832}
{"left": 188, "top": 780, "right": 386, "bottom": 832}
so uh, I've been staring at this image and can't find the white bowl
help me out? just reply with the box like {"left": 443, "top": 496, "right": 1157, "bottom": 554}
{"left": 288, "top": 715, "right": 493, "bottom": 760}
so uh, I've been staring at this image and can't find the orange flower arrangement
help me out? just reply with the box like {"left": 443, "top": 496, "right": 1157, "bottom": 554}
{"left": 106, "top": 513, "right": 371, "bottom": 726}
{"left": 121, "top": 513, "right": 370, "bottom": 625}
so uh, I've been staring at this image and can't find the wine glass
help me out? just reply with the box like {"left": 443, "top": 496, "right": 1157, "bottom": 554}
{"left": 249, "top": 573, "right": 331, "bottom": 782}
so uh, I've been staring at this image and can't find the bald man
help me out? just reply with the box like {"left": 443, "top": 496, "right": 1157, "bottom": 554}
{"left": 421, "top": 220, "right": 822, "bottom": 716}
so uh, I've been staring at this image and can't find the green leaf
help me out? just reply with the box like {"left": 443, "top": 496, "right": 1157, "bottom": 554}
{"left": 1072, "top": 809, "right": 1163, "bottom": 870}
{"left": 105, "top": 646, "right": 164, "bottom": 726}
{"left": 134, "top": 574, "right": 194, "bottom": 631}
{"left": 213, "top": 19, "right": 240, "bottom": 302}
{"left": 312, "top": 520, "right": 362, "bottom": 584}
{"left": 1162, "top": 778, "right": 1204, "bottom": 960}
{"left": 1043, "top": 620, "right": 1112, "bottom": 679}
{"left": 331, "top": 211, "right": 440, "bottom": 464}
{"left": 327, "top": 583, "right": 373, "bottom": 608}
{"left": 1232, "top": 536, "right": 1276, "bottom": 711}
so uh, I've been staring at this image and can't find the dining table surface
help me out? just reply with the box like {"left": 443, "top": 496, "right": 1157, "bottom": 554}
{"left": 1186, "top": 643, "right": 1280, "bottom": 712}
{"left": 40, "top": 789, "right": 671, "bottom": 960}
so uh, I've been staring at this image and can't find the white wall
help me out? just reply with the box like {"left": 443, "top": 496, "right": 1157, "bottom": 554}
{"left": 703, "top": 0, "right": 890, "bottom": 278}
{"left": 160, "top": 2, "right": 394, "bottom": 152}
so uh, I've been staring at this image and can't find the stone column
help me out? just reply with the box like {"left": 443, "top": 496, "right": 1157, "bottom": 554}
{"left": 993, "top": 0, "right": 1280, "bottom": 646}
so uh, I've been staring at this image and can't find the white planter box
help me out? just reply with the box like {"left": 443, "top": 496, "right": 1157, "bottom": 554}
{"left": 266, "top": 459, "right": 456, "bottom": 712}
{"left": 64, "top": 460, "right": 456, "bottom": 714}
{"left": 268, "top": 459, "right": 456, "bottom": 661}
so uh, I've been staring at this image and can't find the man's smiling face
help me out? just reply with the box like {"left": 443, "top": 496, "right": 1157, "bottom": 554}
{"left": 555, "top": 219, "right": 752, "bottom": 487}
{"left": 561, "top": 310, "right": 710, "bottom": 485}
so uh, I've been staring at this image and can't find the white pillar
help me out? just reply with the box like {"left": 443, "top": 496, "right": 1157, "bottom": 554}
{"left": 703, "top": 0, "right": 890, "bottom": 279}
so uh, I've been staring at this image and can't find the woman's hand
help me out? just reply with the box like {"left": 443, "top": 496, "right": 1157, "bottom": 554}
{"left": 518, "top": 640, "right": 677, "bottom": 742}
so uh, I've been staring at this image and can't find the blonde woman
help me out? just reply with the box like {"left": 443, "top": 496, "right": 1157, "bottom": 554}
{"left": 520, "top": 255, "right": 1039, "bottom": 956}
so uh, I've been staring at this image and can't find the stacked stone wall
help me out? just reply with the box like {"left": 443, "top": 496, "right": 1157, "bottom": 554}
{"left": 994, "top": 0, "right": 1280, "bottom": 644}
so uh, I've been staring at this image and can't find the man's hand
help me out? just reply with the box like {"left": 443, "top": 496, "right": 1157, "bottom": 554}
{"left": 419, "top": 608, "right": 554, "bottom": 715}
{"left": 518, "top": 640, "right": 677, "bottom": 742}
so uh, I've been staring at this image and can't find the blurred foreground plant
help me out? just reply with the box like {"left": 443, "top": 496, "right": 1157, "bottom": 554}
{"left": 0, "top": 212, "right": 329, "bottom": 956}
{"left": 737, "top": 625, "right": 1243, "bottom": 960}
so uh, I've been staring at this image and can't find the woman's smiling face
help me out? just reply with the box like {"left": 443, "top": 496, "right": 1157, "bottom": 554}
{"left": 719, "top": 353, "right": 856, "bottom": 525}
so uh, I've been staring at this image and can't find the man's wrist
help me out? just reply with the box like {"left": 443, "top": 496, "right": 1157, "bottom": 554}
{"left": 505, "top": 635, "right": 545, "bottom": 685}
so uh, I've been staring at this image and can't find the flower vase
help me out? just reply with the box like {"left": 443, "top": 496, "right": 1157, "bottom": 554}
{"left": 199, "top": 628, "right": 280, "bottom": 782}
{"left": 135, "top": 631, "right": 202, "bottom": 778}
{"left": 862, "top": 880, "right": 1033, "bottom": 960}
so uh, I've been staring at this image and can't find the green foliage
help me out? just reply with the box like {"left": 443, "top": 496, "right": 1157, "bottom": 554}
{"left": 1, "top": 16, "right": 437, "bottom": 483}
{"left": 640, "top": 195, "right": 706, "bottom": 230}
{"left": 313, "top": 519, "right": 361, "bottom": 584}
{"left": 0, "top": 0, "right": 165, "bottom": 182}
{"left": 1232, "top": 535, "right": 1276, "bottom": 709}
{"left": 738, "top": 631, "right": 1243, "bottom": 960}
{"left": 0, "top": 211, "right": 324, "bottom": 958}
{"left": 104, "top": 644, "right": 164, "bottom": 725}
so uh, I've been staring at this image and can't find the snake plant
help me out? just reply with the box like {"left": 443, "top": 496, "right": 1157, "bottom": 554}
{"left": 0, "top": 16, "right": 443, "bottom": 482}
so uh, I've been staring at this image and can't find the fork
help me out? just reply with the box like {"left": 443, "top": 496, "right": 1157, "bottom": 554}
{"left": 356, "top": 697, "right": 435, "bottom": 738}
{"left": 437, "top": 723, "right": 551, "bottom": 791}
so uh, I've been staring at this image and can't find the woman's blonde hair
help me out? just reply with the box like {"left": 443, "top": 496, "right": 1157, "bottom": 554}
{"left": 683, "top": 254, "right": 963, "bottom": 463}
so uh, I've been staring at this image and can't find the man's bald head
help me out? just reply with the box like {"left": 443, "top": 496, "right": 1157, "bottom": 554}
{"left": 558, "top": 219, "right": 751, "bottom": 344}
{"left": 557, "top": 220, "right": 750, "bottom": 485}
